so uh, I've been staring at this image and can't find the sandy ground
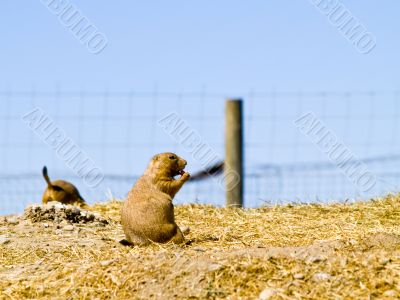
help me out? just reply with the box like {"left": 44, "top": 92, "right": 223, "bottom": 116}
{"left": 1, "top": 197, "right": 400, "bottom": 299}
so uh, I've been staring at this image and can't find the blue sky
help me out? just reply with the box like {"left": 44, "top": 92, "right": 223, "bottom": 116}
{"left": 1, "top": 1, "right": 399, "bottom": 92}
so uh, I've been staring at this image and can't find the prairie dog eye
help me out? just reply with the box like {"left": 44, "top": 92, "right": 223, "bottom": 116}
{"left": 169, "top": 155, "right": 176, "bottom": 160}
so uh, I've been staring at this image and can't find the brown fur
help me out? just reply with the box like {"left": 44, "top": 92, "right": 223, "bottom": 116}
{"left": 121, "top": 153, "right": 190, "bottom": 246}
{"left": 42, "top": 166, "right": 86, "bottom": 207}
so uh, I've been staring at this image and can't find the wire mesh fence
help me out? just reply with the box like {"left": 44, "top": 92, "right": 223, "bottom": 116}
{"left": 1, "top": 89, "right": 400, "bottom": 214}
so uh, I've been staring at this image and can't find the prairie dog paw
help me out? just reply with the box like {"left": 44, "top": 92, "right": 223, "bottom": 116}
{"left": 180, "top": 226, "right": 190, "bottom": 235}
{"left": 181, "top": 172, "right": 190, "bottom": 181}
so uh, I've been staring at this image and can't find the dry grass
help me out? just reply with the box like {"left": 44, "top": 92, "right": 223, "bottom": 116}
{"left": 1, "top": 195, "right": 400, "bottom": 299}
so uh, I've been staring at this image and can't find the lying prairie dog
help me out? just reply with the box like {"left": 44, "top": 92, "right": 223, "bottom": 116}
{"left": 42, "top": 166, "right": 86, "bottom": 207}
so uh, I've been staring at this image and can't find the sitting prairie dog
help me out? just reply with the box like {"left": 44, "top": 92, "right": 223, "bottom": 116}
{"left": 42, "top": 166, "right": 86, "bottom": 207}
{"left": 121, "top": 153, "right": 190, "bottom": 246}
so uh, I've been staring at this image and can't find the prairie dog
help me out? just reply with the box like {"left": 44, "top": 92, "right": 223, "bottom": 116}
{"left": 121, "top": 153, "right": 190, "bottom": 246}
{"left": 42, "top": 166, "right": 86, "bottom": 207}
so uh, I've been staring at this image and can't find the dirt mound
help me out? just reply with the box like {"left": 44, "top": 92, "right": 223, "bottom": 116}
{"left": 364, "top": 232, "right": 400, "bottom": 249}
{"left": 2, "top": 196, "right": 400, "bottom": 299}
{"left": 227, "top": 238, "right": 345, "bottom": 263}
{"left": 23, "top": 202, "right": 109, "bottom": 225}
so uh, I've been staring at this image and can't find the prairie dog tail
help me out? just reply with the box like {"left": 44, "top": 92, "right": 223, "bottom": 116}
{"left": 42, "top": 166, "right": 52, "bottom": 188}
{"left": 190, "top": 161, "right": 224, "bottom": 181}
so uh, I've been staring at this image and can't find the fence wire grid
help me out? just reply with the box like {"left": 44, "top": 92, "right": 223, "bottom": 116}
{"left": 1, "top": 89, "right": 400, "bottom": 214}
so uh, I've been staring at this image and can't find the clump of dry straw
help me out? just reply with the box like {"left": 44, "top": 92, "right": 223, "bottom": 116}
{"left": 1, "top": 194, "right": 400, "bottom": 299}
